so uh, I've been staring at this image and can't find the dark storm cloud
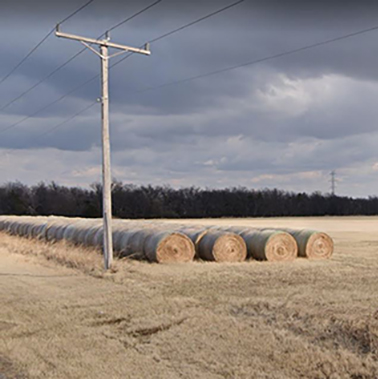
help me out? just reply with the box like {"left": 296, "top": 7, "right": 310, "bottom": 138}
{"left": 3, "top": 0, "right": 378, "bottom": 120}
{"left": 1, "top": 0, "right": 378, "bottom": 195}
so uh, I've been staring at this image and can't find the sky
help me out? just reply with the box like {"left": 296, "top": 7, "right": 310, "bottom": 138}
{"left": 0, "top": 0, "right": 378, "bottom": 197}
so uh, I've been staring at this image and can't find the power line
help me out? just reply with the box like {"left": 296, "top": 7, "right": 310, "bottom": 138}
{"left": 0, "top": 0, "right": 163, "bottom": 117}
{"left": 58, "top": 0, "right": 95, "bottom": 25}
{"left": 0, "top": 49, "right": 87, "bottom": 112}
{"left": 44, "top": 20, "right": 378, "bottom": 136}
{"left": 0, "top": 75, "right": 98, "bottom": 135}
{"left": 136, "top": 24, "right": 378, "bottom": 94}
{"left": 0, "top": 0, "right": 95, "bottom": 87}
{"left": 0, "top": 0, "right": 243, "bottom": 135}
{"left": 107, "top": 0, "right": 162, "bottom": 33}
{"left": 35, "top": 9, "right": 378, "bottom": 140}
{"left": 148, "top": 0, "right": 245, "bottom": 43}
{"left": 0, "top": 30, "right": 54, "bottom": 87}
{"left": 39, "top": 101, "right": 97, "bottom": 137}
{"left": 110, "top": 0, "right": 247, "bottom": 69}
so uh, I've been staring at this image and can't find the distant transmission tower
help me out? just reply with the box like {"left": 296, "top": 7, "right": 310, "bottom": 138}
{"left": 330, "top": 171, "right": 336, "bottom": 196}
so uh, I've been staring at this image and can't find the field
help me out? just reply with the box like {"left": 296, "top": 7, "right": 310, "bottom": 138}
{"left": 0, "top": 217, "right": 377, "bottom": 379}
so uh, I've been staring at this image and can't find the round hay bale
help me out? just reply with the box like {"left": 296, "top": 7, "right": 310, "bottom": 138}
{"left": 196, "top": 231, "right": 247, "bottom": 262}
{"left": 75, "top": 221, "right": 98, "bottom": 245}
{"left": 62, "top": 224, "right": 78, "bottom": 243}
{"left": 46, "top": 219, "right": 76, "bottom": 242}
{"left": 111, "top": 222, "right": 131, "bottom": 251}
{"left": 287, "top": 229, "right": 334, "bottom": 259}
{"left": 172, "top": 226, "right": 208, "bottom": 259}
{"left": 176, "top": 227, "right": 208, "bottom": 244}
{"left": 117, "top": 228, "right": 147, "bottom": 260}
{"left": 32, "top": 223, "right": 47, "bottom": 239}
{"left": 84, "top": 223, "right": 102, "bottom": 246}
{"left": 19, "top": 222, "right": 29, "bottom": 237}
{"left": 93, "top": 228, "right": 104, "bottom": 248}
{"left": 143, "top": 230, "right": 195, "bottom": 263}
{"left": 240, "top": 229, "right": 297, "bottom": 261}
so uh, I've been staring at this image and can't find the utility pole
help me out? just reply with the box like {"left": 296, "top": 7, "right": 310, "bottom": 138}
{"left": 55, "top": 25, "right": 150, "bottom": 270}
{"left": 330, "top": 170, "right": 336, "bottom": 196}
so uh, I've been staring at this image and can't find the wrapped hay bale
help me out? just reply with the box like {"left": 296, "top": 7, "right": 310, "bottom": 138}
{"left": 283, "top": 229, "right": 334, "bottom": 259}
{"left": 143, "top": 230, "right": 195, "bottom": 263}
{"left": 62, "top": 219, "right": 98, "bottom": 245}
{"left": 119, "top": 228, "right": 147, "bottom": 259}
{"left": 30, "top": 222, "right": 47, "bottom": 239}
{"left": 84, "top": 222, "right": 103, "bottom": 246}
{"left": 112, "top": 226, "right": 195, "bottom": 263}
{"left": 24, "top": 219, "right": 47, "bottom": 239}
{"left": 240, "top": 229, "right": 298, "bottom": 261}
{"left": 195, "top": 230, "right": 247, "bottom": 262}
{"left": 170, "top": 226, "right": 208, "bottom": 259}
{"left": 45, "top": 218, "right": 77, "bottom": 242}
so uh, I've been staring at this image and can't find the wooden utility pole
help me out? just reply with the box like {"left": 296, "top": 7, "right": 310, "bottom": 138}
{"left": 55, "top": 25, "right": 150, "bottom": 270}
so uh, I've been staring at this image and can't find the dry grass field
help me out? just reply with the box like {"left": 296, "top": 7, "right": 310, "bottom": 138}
{"left": 0, "top": 217, "right": 377, "bottom": 379}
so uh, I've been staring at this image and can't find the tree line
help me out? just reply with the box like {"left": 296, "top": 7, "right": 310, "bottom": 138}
{"left": 0, "top": 181, "right": 377, "bottom": 218}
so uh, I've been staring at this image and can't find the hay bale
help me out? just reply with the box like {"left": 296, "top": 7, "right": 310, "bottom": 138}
{"left": 84, "top": 223, "right": 102, "bottom": 246}
{"left": 240, "top": 229, "right": 298, "bottom": 261}
{"left": 170, "top": 226, "right": 208, "bottom": 258}
{"left": 285, "top": 229, "right": 334, "bottom": 259}
{"left": 31, "top": 223, "right": 47, "bottom": 239}
{"left": 112, "top": 228, "right": 143, "bottom": 259}
{"left": 195, "top": 230, "right": 247, "bottom": 262}
{"left": 46, "top": 218, "right": 77, "bottom": 242}
{"left": 143, "top": 230, "right": 195, "bottom": 263}
{"left": 121, "top": 229, "right": 148, "bottom": 260}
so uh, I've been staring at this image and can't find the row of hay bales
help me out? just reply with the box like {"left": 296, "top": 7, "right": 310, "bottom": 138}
{"left": 0, "top": 216, "right": 333, "bottom": 263}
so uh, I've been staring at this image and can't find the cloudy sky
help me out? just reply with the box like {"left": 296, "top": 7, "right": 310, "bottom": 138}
{"left": 1, "top": 0, "right": 378, "bottom": 197}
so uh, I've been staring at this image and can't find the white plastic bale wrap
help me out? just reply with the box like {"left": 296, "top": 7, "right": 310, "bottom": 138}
{"left": 280, "top": 229, "right": 334, "bottom": 259}
{"left": 110, "top": 225, "right": 196, "bottom": 263}
{"left": 0, "top": 217, "right": 45, "bottom": 239}
{"left": 0, "top": 216, "right": 333, "bottom": 264}
{"left": 115, "top": 228, "right": 148, "bottom": 260}
{"left": 45, "top": 217, "right": 77, "bottom": 241}
{"left": 150, "top": 224, "right": 247, "bottom": 262}
{"left": 222, "top": 225, "right": 333, "bottom": 260}
{"left": 83, "top": 221, "right": 103, "bottom": 246}
{"left": 63, "top": 219, "right": 99, "bottom": 245}
{"left": 143, "top": 229, "right": 195, "bottom": 263}
{"left": 239, "top": 229, "right": 298, "bottom": 261}
{"left": 211, "top": 226, "right": 298, "bottom": 262}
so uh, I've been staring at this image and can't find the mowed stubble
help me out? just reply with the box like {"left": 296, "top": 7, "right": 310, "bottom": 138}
{"left": 0, "top": 216, "right": 377, "bottom": 379}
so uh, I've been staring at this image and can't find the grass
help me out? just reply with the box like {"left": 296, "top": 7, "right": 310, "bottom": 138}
{"left": 0, "top": 217, "right": 377, "bottom": 378}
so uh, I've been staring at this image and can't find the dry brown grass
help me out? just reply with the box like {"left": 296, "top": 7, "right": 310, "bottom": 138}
{"left": 0, "top": 233, "right": 107, "bottom": 277}
{"left": 0, "top": 217, "right": 378, "bottom": 379}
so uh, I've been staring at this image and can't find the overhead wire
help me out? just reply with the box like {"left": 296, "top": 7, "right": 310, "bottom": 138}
{"left": 57, "top": 0, "right": 96, "bottom": 25}
{"left": 110, "top": 0, "right": 247, "bottom": 70}
{"left": 0, "top": 0, "right": 154, "bottom": 112}
{"left": 0, "top": 0, "right": 164, "bottom": 133}
{"left": 107, "top": 0, "right": 162, "bottom": 33}
{"left": 0, "top": 0, "right": 95, "bottom": 87}
{"left": 1, "top": 0, "right": 244, "bottom": 136}
{"left": 135, "top": 24, "right": 378, "bottom": 94}
{"left": 148, "top": 0, "right": 245, "bottom": 43}
{"left": 37, "top": 8, "right": 378, "bottom": 137}
{"left": 39, "top": 101, "right": 97, "bottom": 137}
{"left": 0, "top": 30, "right": 54, "bottom": 87}
{"left": 0, "top": 49, "right": 87, "bottom": 112}
{"left": 11, "top": 1, "right": 378, "bottom": 141}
